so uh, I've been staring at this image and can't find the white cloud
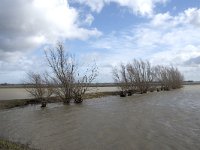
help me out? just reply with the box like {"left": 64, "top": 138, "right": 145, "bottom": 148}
{"left": 151, "top": 8, "right": 200, "bottom": 27}
{"left": 1, "top": 0, "right": 200, "bottom": 83}
{"left": 88, "top": 8, "right": 200, "bottom": 81}
{"left": 84, "top": 14, "right": 95, "bottom": 26}
{"left": 0, "top": 0, "right": 101, "bottom": 53}
{"left": 0, "top": 52, "right": 44, "bottom": 83}
{"left": 180, "top": 8, "right": 200, "bottom": 26}
{"left": 148, "top": 8, "right": 200, "bottom": 68}
{"left": 72, "top": 0, "right": 105, "bottom": 13}
{"left": 151, "top": 12, "right": 172, "bottom": 26}
{"left": 73, "top": 0, "right": 168, "bottom": 16}
{"left": 0, "top": 0, "right": 102, "bottom": 83}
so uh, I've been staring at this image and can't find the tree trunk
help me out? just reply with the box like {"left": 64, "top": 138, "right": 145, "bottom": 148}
{"left": 74, "top": 95, "right": 83, "bottom": 103}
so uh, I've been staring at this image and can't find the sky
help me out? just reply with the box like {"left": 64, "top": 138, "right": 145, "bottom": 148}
{"left": 0, "top": 0, "right": 200, "bottom": 83}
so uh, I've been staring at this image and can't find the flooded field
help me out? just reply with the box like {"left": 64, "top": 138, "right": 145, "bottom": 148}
{"left": 0, "top": 87, "right": 118, "bottom": 100}
{"left": 0, "top": 85, "right": 200, "bottom": 150}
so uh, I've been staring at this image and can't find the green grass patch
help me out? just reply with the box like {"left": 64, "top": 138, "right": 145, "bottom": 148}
{"left": 0, "top": 99, "right": 28, "bottom": 110}
{"left": 0, "top": 139, "right": 36, "bottom": 150}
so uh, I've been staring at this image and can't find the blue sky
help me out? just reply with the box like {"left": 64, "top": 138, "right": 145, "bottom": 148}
{"left": 0, "top": 0, "right": 200, "bottom": 83}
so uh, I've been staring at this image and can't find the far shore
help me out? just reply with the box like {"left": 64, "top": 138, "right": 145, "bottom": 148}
{"left": 0, "top": 81, "right": 200, "bottom": 88}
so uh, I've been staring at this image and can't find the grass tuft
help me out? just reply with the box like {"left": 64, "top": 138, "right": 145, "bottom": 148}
{"left": 0, "top": 139, "right": 36, "bottom": 150}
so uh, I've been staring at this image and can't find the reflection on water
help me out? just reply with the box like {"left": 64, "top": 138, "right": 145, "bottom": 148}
{"left": 0, "top": 85, "right": 200, "bottom": 150}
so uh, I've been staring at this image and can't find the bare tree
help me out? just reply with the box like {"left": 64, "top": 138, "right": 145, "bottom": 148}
{"left": 127, "top": 59, "right": 154, "bottom": 94}
{"left": 154, "top": 65, "right": 167, "bottom": 90}
{"left": 154, "top": 65, "right": 184, "bottom": 90}
{"left": 45, "top": 42, "right": 98, "bottom": 103}
{"left": 73, "top": 63, "right": 98, "bottom": 103}
{"left": 25, "top": 72, "right": 53, "bottom": 107}
{"left": 113, "top": 59, "right": 184, "bottom": 97}
{"left": 168, "top": 66, "right": 184, "bottom": 89}
{"left": 45, "top": 42, "right": 76, "bottom": 103}
{"left": 112, "top": 64, "right": 129, "bottom": 96}
{"left": 43, "top": 72, "right": 54, "bottom": 98}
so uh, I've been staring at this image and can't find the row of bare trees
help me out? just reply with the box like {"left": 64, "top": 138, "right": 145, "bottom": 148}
{"left": 113, "top": 59, "right": 184, "bottom": 96}
{"left": 154, "top": 65, "right": 184, "bottom": 90}
{"left": 25, "top": 43, "right": 98, "bottom": 107}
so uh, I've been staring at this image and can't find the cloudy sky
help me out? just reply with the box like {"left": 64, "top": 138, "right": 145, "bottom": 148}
{"left": 0, "top": 0, "right": 200, "bottom": 83}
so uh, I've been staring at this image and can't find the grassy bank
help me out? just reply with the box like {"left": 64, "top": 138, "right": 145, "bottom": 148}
{"left": 0, "top": 99, "right": 29, "bottom": 110}
{"left": 0, "top": 91, "right": 119, "bottom": 110}
{"left": 0, "top": 138, "right": 36, "bottom": 150}
{"left": 83, "top": 91, "right": 119, "bottom": 99}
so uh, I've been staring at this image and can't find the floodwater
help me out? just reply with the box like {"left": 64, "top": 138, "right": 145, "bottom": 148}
{"left": 0, "top": 88, "right": 30, "bottom": 100}
{"left": 0, "top": 87, "right": 118, "bottom": 100}
{"left": 0, "top": 85, "right": 200, "bottom": 150}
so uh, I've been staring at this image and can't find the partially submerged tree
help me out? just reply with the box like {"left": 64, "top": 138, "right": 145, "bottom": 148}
{"left": 25, "top": 72, "right": 53, "bottom": 107}
{"left": 112, "top": 64, "right": 129, "bottom": 97}
{"left": 73, "top": 64, "right": 98, "bottom": 103}
{"left": 113, "top": 59, "right": 184, "bottom": 96}
{"left": 45, "top": 43, "right": 76, "bottom": 103}
{"left": 45, "top": 42, "right": 98, "bottom": 103}
{"left": 154, "top": 65, "right": 167, "bottom": 90}
{"left": 154, "top": 65, "right": 184, "bottom": 90}
{"left": 127, "top": 59, "right": 154, "bottom": 94}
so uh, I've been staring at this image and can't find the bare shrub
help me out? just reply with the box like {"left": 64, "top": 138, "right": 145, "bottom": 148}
{"left": 168, "top": 66, "right": 184, "bottom": 89}
{"left": 112, "top": 64, "right": 129, "bottom": 96}
{"left": 154, "top": 65, "right": 168, "bottom": 90}
{"left": 154, "top": 65, "right": 184, "bottom": 90}
{"left": 73, "top": 64, "right": 98, "bottom": 103}
{"left": 127, "top": 59, "right": 154, "bottom": 94}
{"left": 25, "top": 72, "right": 53, "bottom": 107}
{"left": 113, "top": 59, "right": 184, "bottom": 96}
{"left": 45, "top": 42, "right": 98, "bottom": 103}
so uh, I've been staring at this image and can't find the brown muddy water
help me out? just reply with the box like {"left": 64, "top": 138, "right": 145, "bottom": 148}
{"left": 0, "top": 85, "right": 200, "bottom": 150}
